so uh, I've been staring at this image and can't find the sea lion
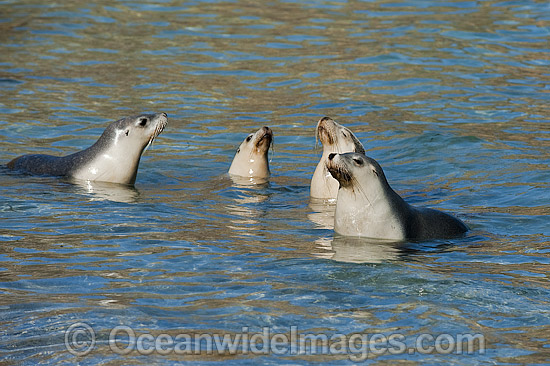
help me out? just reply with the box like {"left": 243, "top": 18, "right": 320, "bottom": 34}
{"left": 7, "top": 112, "right": 168, "bottom": 185}
{"left": 310, "top": 116, "right": 365, "bottom": 200}
{"left": 327, "top": 152, "right": 468, "bottom": 241}
{"left": 228, "top": 126, "right": 273, "bottom": 179}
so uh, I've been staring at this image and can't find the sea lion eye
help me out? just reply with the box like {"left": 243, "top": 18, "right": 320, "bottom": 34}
{"left": 245, "top": 135, "right": 253, "bottom": 142}
{"left": 138, "top": 118, "right": 148, "bottom": 127}
{"left": 353, "top": 157, "right": 363, "bottom": 165}
{"left": 125, "top": 130, "right": 129, "bottom": 136}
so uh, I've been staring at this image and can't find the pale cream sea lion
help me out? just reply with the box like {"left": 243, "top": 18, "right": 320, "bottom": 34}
{"left": 7, "top": 113, "right": 168, "bottom": 185}
{"left": 310, "top": 117, "right": 365, "bottom": 200}
{"left": 327, "top": 152, "right": 468, "bottom": 241}
{"left": 228, "top": 126, "right": 273, "bottom": 179}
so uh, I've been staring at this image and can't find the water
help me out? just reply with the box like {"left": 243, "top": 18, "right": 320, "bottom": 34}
{"left": 1, "top": 0, "right": 549, "bottom": 364}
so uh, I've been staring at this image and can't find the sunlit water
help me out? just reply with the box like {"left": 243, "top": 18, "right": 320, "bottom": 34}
{"left": 1, "top": 0, "right": 549, "bottom": 364}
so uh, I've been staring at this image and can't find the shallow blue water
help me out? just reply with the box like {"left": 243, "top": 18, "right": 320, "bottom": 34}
{"left": 1, "top": 0, "right": 549, "bottom": 364}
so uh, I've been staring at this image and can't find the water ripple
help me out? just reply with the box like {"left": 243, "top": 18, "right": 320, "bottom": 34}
{"left": 0, "top": 0, "right": 549, "bottom": 364}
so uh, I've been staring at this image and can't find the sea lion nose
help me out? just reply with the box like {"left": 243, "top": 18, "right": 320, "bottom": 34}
{"left": 328, "top": 153, "right": 336, "bottom": 161}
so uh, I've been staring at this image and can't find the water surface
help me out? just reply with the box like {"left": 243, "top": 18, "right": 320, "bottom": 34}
{"left": 1, "top": 0, "right": 549, "bottom": 364}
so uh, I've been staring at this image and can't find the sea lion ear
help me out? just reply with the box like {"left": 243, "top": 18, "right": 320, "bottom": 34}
{"left": 370, "top": 165, "right": 379, "bottom": 177}
{"left": 236, "top": 148, "right": 240, "bottom": 154}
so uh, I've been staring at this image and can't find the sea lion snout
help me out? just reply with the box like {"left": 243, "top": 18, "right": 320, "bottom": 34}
{"left": 260, "top": 126, "right": 273, "bottom": 138}
{"left": 326, "top": 154, "right": 353, "bottom": 188}
{"left": 316, "top": 117, "right": 335, "bottom": 145}
{"left": 257, "top": 126, "right": 273, "bottom": 147}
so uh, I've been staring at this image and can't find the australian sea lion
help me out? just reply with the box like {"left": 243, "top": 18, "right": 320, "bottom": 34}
{"left": 228, "top": 126, "right": 273, "bottom": 179}
{"left": 7, "top": 113, "right": 167, "bottom": 185}
{"left": 311, "top": 117, "right": 365, "bottom": 200}
{"left": 327, "top": 152, "right": 468, "bottom": 241}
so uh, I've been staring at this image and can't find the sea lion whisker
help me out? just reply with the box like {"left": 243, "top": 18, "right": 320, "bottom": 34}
{"left": 145, "top": 119, "right": 167, "bottom": 152}
{"left": 315, "top": 124, "right": 324, "bottom": 149}
{"left": 144, "top": 138, "right": 154, "bottom": 152}
{"left": 352, "top": 176, "right": 371, "bottom": 206}
{"left": 268, "top": 139, "right": 274, "bottom": 163}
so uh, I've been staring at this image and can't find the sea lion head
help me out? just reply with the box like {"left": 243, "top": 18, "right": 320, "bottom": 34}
{"left": 326, "top": 152, "right": 387, "bottom": 193}
{"left": 327, "top": 152, "right": 400, "bottom": 239}
{"left": 228, "top": 126, "right": 273, "bottom": 178}
{"left": 72, "top": 112, "right": 168, "bottom": 184}
{"left": 104, "top": 112, "right": 168, "bottom": 155}
{"left": 316, "top": 117, "right": 365, "bottom": 154}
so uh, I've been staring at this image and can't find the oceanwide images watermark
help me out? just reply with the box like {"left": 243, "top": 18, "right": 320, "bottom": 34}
{"left": 65, "top": 322, "right": 485, "bottom": 361}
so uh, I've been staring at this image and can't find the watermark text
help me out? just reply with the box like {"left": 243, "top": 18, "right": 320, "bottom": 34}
{"left": 65, "top": 323, "right": 485, "bottom": 361}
